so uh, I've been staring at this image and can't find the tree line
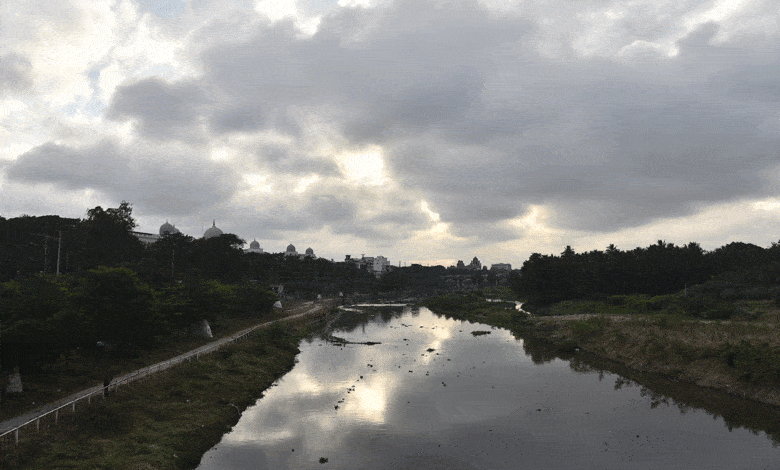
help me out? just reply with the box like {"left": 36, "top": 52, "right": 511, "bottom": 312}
{"left": 512, "top": 240, "right": 780, "bottom": 308}
{"left": 0, "top": 202, "right": 377, "bottom": 371}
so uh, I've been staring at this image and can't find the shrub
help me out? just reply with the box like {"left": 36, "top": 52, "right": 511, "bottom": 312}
{"left": 722, "top": 341, "right": 780, "bottom": 385}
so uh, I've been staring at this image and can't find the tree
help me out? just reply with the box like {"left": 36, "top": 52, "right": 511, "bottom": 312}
{"left": 75, "top": 202, "right": 144, "bottom": 270}
{"left": 190, "top": 233, "right": 246, "bottom": 282}
{"left": 72, "top": 267, "right": 158, "bottom": 349}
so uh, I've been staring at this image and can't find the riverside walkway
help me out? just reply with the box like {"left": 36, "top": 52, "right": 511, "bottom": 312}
{"left": 0, "top": 300, "right": 332, "bottom": 441}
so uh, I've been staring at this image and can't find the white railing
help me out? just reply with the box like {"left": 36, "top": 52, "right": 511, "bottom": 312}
{"left": 0, "top": 302, "right": 328, "bottom": 445}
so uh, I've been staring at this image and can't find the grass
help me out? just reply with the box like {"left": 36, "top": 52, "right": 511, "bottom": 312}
{"left": 0, "top": 318, "right": 325, "bottom": 469}
{"left": 0, "top": 302, "right": 315, "bottom": 423}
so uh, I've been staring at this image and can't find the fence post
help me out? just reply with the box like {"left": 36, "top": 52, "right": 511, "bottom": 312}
{"left": 72, "top": 402, "right": 76, "bottom": 412}
{"left": 15, "top": 428, "right": 19, "bottom": 444}
{"left": 37, "top": 418, "right": 40, "bottom": 431}
{"left": 55, "top": 409, "right": 59, "bottom": 424}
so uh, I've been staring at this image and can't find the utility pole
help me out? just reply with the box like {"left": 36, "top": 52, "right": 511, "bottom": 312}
{"left": 56, "top": 230, "right": 62, "bottom": 275}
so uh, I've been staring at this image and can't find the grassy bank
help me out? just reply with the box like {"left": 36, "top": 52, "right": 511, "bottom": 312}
{"left": 1, "top": 311, "right": 329, "bottom": 469}
{"left": 0, "top": 301, "right": 314, "bottom": 424}
{"left": 423, "top": 293, "right": 780, "bottom": 407}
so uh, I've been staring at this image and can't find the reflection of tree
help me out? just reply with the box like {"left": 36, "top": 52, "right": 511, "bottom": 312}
{"left": 520, "top": 337, "right": 572, "bottom": 365}
{"left": 563, "top": 351, "right": 780, "bottom": 444}
{"left": 329, "top": 306, "right": 407, "bottom": 333}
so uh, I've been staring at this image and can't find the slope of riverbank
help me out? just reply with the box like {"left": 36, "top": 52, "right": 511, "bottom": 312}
{"left": 0, "top": 300, "right": 314, "bottom": 424}
{"left": 1, "top": 303, "right": 335, "bottom": 470}
{"left": 422, "top": 294, "right": 780, "bottom": 407}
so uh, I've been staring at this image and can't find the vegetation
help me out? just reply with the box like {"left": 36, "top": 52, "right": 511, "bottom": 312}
{"left": 0, "top": 319, "right": 325, "bottom": 470}
{"left": 512, "top": 240, "right": 780, "bottom": 314}
{"left": 0, "top": 201, "right": 374, "bottom": 419}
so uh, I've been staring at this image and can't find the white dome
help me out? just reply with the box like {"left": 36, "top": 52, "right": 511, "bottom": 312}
{"left": 159, "top": 221, "right": 180, "bottom": 236}
{"left": 204, "top": 220, "right": 223, "bottom": 239}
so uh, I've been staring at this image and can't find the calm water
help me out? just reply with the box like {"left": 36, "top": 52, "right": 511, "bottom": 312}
{"left": 197, "top": 306, "right": 780, "bottom": 470}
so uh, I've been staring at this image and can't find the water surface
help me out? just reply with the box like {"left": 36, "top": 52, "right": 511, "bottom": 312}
{"left": 197, "top": 306, "right": 780, "bottom": 469}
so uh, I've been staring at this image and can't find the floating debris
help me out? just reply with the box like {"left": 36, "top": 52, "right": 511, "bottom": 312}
{"left": 471, "top": 330, "right": 491, "bottom": 336}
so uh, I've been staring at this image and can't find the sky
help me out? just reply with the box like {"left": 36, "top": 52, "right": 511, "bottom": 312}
{"left": 2, "top": 0, "right": 780, "bottom": 268}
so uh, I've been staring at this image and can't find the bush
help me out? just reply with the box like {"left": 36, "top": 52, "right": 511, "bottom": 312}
{"left": 571, "top": 316, "right": 609, "bottom": 340}
{"left": 722, "top": 342, "right": 780, "bottom": 385}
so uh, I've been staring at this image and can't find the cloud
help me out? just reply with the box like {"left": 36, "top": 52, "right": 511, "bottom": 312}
{"left": 107, "top": 77, "right": 208, "bottom": 142}
{"left": 5, "top": 0, "right": 780, "bottom": 266}
{"left": 6, "top": 139, "right": 237, "bottom": 216}
{"left": 0, "top": 53, "right": 34, "bottom": 95}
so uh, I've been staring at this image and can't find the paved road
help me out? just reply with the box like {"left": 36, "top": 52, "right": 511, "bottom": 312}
{"left": 0, "top": 301, "right": 331, "bottom": 437}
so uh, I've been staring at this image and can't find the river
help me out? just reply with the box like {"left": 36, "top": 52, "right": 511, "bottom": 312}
{"left": 197, "top": 304, "right": 780, "bottom": 469}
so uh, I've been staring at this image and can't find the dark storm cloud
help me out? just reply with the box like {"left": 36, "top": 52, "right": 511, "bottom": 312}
{"left": 107, "top": 77, "right": 208, "bottom": 141}
{"left": 0, "top": 53, "right": 33, "bottom": 95}
{"left": 6, "top": 139, "right": 237, "bottom": 216}
{"left": 7, "top": 141, "right": 125, "bottom": 189}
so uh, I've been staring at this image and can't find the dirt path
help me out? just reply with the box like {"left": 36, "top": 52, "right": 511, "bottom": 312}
{"left": 0, "top": 300, "right": 333, "bottom": 437}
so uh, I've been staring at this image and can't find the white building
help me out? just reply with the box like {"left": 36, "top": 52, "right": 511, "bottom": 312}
{"left": 373, "top": 255, "right": 389, "bottom": 275}
{"left": 203, "top": 220, "right": 224, "bottom": 239}
{"left": 246, "top": 239, "right": 263, "bottom": 253}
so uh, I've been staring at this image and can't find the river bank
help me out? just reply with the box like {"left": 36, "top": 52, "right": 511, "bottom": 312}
{"left": 422, "top": 294, "right": 780, "bottom": 407}
{"left": 0, "top": 303, "right": 334, "bottom": 470}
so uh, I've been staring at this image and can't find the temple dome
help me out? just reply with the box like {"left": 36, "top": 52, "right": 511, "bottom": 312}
{"left": 250, "top": 239, "right": 260, "bottom": 249}
{"left": 159, "top": 221, "right": 180, "bottom": 236}
{"left": 286, "top": 243, "right": 296, "bottom": 252}
{"left": 305, "top": 247, "right": 314, "bottom": 255}
{"left": 204, "top": 220, "right": 223, "bottom": 239}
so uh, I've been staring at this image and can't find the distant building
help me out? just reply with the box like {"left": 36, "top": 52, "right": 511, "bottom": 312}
{"left": 203, "top": 220, "right": 224, "bottom": 239}
{"left": 246, "top": 239, "right": 263, "bottom": 253}
{"left": 373, "top": 255, "right": 389, "bottom": 276}
{"left": 469, "top": 257, "right": 481, "bottom": 270}
{"left": 490, "top": 263, "right": 512, "bottom": 271}
{"left": 159, "top": 221, "right": 180, "bottom": 236}
{"left": 285, "top": 243, "right": 298, "bottom": 257}
{"left": 305, "top": 247, "right": 315, "bottom": 258}
{"left": 132, "top": 220, "right": 181, "bottom": 244}
{"left": 345, "top": 254, "right": 390, "bottom": 276}
{"left": 132, "top": 231, "right": 159, "bottom": 244}
{"left": 456, "top": 260, "right": 466, "bottom": 269}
